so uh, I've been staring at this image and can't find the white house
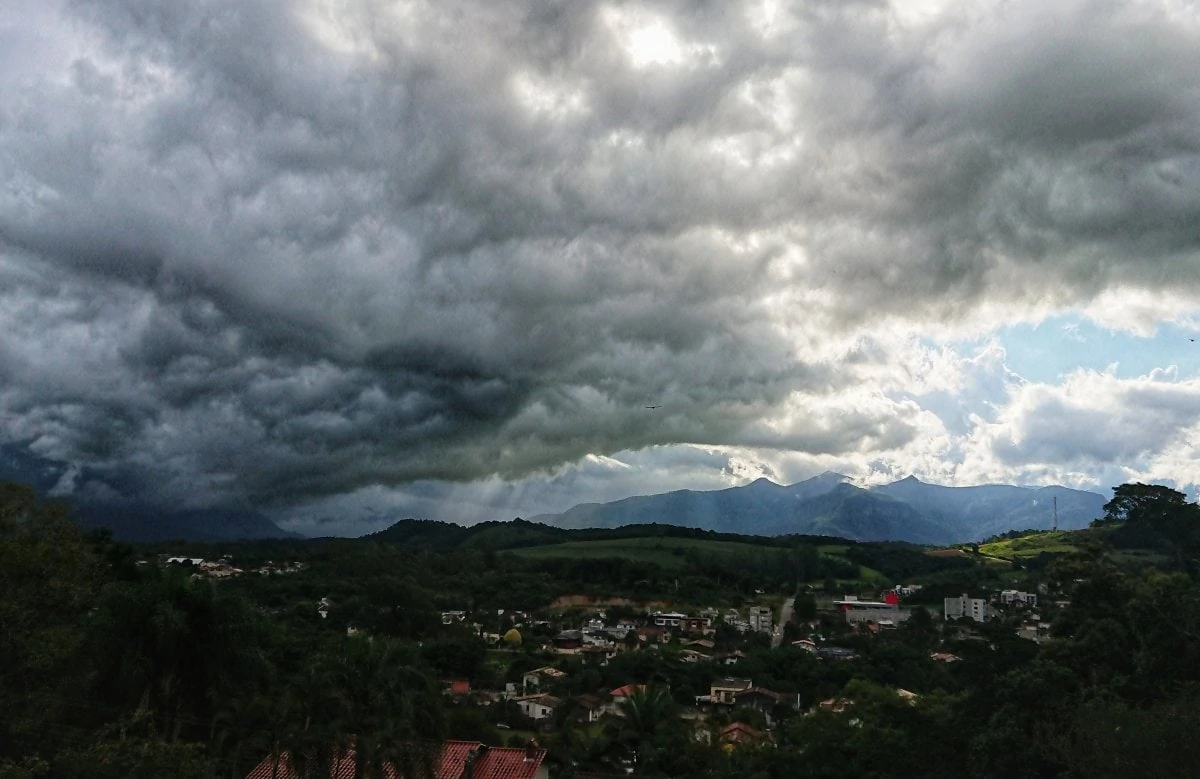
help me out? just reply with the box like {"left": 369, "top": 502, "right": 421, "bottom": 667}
{"left": 999, "top": 590, "right": 1038, "bottom": 607}
{"left": 515, "top": 694, "right": 560, "bottom": 722}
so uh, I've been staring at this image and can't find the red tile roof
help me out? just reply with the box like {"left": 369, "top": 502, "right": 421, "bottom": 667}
{"left": 721, "top": 722, "right": 766, "bottom": 744}
{"left": 435, "top": 741, "right": 545, "bottom": 779}
{"left": 609, "top": 683, "right": 646, "bottom": 697}
{"left": 245, "top": 741, "right": 546, "bottom": 779}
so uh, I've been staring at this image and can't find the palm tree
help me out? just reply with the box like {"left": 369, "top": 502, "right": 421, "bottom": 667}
{"left": 211, "top": 692, "right": 272, "bottom": 779}
{"left": 614, "top": 686, "right": 679, "bottom": 771}
{"left": 326, "top": 637, "right": 445, "bottom": 779}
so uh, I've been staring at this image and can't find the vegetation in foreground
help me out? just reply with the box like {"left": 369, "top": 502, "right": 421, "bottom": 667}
{"left": 3, "top": 480, "right": 1200, "bottom": 777}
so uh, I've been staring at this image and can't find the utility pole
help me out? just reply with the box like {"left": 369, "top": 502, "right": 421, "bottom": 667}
{"left": 1053, "top": 496, "right": 1058, "bottom": 532}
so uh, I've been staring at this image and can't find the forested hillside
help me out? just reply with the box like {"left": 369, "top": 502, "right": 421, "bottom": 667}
{"left": 4, "top": 479, "right": 1200, "bottom": 778}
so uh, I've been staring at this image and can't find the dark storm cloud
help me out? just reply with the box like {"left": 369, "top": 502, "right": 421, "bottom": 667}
{"left": 2, "top": 0, "right": 1200, "bottom": 508}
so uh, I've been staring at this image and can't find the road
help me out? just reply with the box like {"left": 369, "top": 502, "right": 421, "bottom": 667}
{"left": 772, "top": 596, "right": 795, "bottom": 648}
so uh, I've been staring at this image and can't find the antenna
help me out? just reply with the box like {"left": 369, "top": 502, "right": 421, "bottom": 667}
{"left": 1053, "top": 496, "right": 1058, "bottom": 532}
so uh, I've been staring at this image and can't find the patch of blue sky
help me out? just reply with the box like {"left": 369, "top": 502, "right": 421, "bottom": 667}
{"left": 955, "top": 313, "right": 1200, "bottom": 383}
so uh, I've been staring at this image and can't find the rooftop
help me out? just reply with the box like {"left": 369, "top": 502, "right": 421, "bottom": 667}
{"left": 244, "top": 741, "right": 547, "bottom": 779}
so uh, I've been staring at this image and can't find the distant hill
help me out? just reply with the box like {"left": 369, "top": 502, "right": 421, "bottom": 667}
{"left": 528, "top": 472, "right": 1108, "bottom": 544}
{"left": 0, "top": 443, "right": 298, "bottom": 542}
{"left": 74, "top": 504, "right": 301, "bottom": 543}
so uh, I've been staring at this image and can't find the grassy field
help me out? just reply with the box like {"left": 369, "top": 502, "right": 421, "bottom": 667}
{"left": 506, "top": 536, "right": 778, "bottom": 568}
{"left": 978, "top": 531, "right": 1082, "bottom": 560}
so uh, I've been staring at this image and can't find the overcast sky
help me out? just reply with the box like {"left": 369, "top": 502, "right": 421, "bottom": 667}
{"left": 3, "top": 0, "right": 1200, "bottom": 535}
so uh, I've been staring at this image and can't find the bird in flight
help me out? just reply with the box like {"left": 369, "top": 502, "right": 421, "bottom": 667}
{"left": 645, "top": 405, "right": 662, "bottom": 410}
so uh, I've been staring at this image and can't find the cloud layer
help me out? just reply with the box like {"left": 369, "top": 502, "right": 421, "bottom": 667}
{"left": 3, "top": 0, "right": 1200, "bottom": 517}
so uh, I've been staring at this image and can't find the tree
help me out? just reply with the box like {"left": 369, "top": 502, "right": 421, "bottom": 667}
{"left": 326, "top": 637, "right": 445, "bottom": 779}
{"left": 1103, "top": 483, "right": 1189, "bottom": 524}
{"left": 0, "top": 484, "right": 103, "bottom": 767}
{"left": 611, "top": 686, "right": 681, "bottom": 773}
{"left": 1104, "top": 483, "right": 1200, "bottom": 572}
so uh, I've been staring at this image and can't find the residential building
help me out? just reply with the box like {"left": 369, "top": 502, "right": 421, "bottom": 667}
{"left": 999, "top": 590, "right": 1038, "bottom": 607}
{"left": 572, "top": 694, "right": 605, "bottom": 724}
{"left": 832, "top": 596, "right": 911, "bottom": 625}
{"left": 652, "top": 611, "right": 687, "bottom": 628}
{"left": 636, "top": 625, "right": 668, "bottom": 644}
{"left": 945, "top": 594, "right": 991, "bottom": 622}
{"left": 721, "top": 722, "right": 768, "bottom": 746}
{"left": 522, "top": 666, "right": 566, "bottom": 693}
{"left": 552, "top": 630, "right": 584, "bottom": 653}
{"left": 709, "top": 677, "right": 754, "bottom": 704}
{"left": 815, "top": 646, "right": 859, "bottom": 661}
{"left": 515, "top": 693, "right": 561, "bottom": 722}
{"left": 748, "top": 606, "right": 773, "bottom": 634}
{"left": 606, "top": 683, "right": 647, "bottom": 716}
{"left": 734, "top": 687, "right": 801, "bottom": 712}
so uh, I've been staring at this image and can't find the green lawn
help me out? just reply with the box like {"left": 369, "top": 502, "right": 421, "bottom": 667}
{"left": 978, "top": 531, "right": 1081, "bottom": 560}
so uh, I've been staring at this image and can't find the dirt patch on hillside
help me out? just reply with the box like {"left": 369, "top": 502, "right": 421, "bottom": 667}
{"left": 549, "top": 595, "right": 671, "bottom": 610}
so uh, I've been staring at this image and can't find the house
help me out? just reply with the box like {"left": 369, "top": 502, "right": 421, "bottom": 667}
{"left": 792, "top": 639, "right": 817, "bottom": 652}
{"left": 734, "top": 687, "right": 801, "bottom": 712}
{"left": 245, "top": 740, "right": 548, "bottom": 779}
{"left": 652, "top": 611, "right": 687, "bottom": 628}
{"left": 678, "top": 649, "right": 710, "bottom": 663}
{"left": 999, "top": 590, "right": 1038, "bottom": 608}
{"left": 1017, "top": 618, "right": 1052, "bottom": 644}
{"left": 580, "top": 644, "right": 618, "bottom": 664}
{"left": 818, "top": 697, "right": 853, "bottom": 713}
{"left": 832, "top": 596, "right": 910, "bottom": 625}
{"left": 441, "top": 610, "right": 468, "bottom": 625}
{"left": 930, "top": 652, "right": 961, "bottom": 663}
{"left": 515, "top": 694, "right": 561, "bottom": 722}
{"left": 606, "top": 683, "right": 647, "bottom": 716}
{"left": 572, "top": 694, "right": 605, "bottom": 724}
{"left": 522, "top": 667, "right": 566, "bottom": 693}
{"left": 815, "top": 646, "right": 859, "bottom": 661}
{"left": 609, "top": 683, "right": 647, "bottom": 704}
{"left": 709, "top": 678, "right": 753, "bottom": 704}
{"left": 636, "top": 625, "right": 668, "bottom": 644}
{"left": 552, "top": 630, "right": 584, "bottom": 652}
{"left": 445, "top": 679, "right": 471, "bottom": 697}
{"left": 684, "top": 638, "right": 716, "bottom": 650}
{"left": 714, "top": 650, "right": 745, "bottom": 666}
{"left": 944, "top": 594, "right": 990, "bottom": 622}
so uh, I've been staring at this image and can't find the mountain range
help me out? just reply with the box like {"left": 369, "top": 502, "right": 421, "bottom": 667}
{"left": 528, "top": 472, "right": 1108, "bottom": 544}
{"left": 1, "top": 440, "right": 1109, "bottom": 544}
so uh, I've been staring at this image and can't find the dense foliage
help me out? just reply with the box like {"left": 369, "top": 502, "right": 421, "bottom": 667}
{"left": 4, "top": 480, "right": 1200, "bottom": 777}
